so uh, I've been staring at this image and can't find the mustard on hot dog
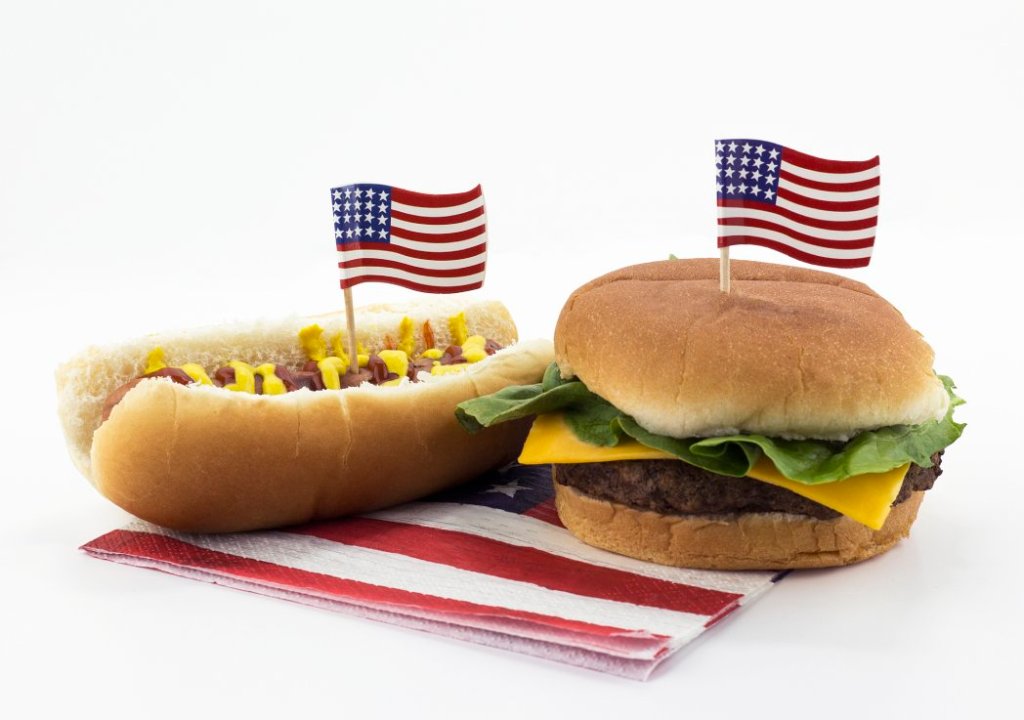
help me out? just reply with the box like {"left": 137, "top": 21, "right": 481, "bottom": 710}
{"left": 100, "top": 315, "right": 504, "bottom": 421}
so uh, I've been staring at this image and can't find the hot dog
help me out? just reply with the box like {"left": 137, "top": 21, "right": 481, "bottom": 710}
{"left": 57, "top": 299, "right": 554, "bottom": 532}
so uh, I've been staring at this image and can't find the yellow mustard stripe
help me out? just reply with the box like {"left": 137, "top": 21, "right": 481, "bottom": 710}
{"left": 299, "top": 324, "right": 327, "bottom": 362}
{"left": 255, "top": 363, "right": 287, "bottom": 395}
{"left": 181, "top": 363, "right": 213, "bottom": 385}
{"left": 329, "top": 333, "right": 350, "bottom": 369}
{"left": 144, "top": 347, "right": 167, "bottom": 374}
{"left": 317, "top": 356, "right": 346, "bottom": 390}
{"left": 398, "top": 317, "right": 415, "bottom": 357}
{"left": 224, "top": 361, "right": 256, "bottom": 394}
{"left": 448, "top": 312, "right": 468, "bottom": 346}
{"left": 378, "top": 350, "right": 409, "bottom": 379}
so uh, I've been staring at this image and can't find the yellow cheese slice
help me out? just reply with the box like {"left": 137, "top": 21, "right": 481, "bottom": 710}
{"left": 518, "top": 414, "right": 908, "bottom": 530}
{"left": 518, "top": 413, "right": 672, "bottom": 464}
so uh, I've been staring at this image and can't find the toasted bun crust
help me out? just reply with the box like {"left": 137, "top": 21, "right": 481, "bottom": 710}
{"left": 554, "top": 259, "right": 948, "bottom": 440}
{"left": 553, "top": 478, "right": 924, "bottom": 570}
{"left": 57, "top": 300, "right": 554, "bottom": 532}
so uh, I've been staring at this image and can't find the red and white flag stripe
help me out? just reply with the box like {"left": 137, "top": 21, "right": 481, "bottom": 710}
{"left": 367, "top": 502, "right": 773, "bottom": 595}
{"left": 717, "top": 142, "right": 880, "bottom": 268}
{"left": 336, "top": 185, "right": 487, "bottom": 294}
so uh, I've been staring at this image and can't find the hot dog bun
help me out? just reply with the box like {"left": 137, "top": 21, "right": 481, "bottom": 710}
{"left": 57, "top": 299, "right": 554, "bottom": 532}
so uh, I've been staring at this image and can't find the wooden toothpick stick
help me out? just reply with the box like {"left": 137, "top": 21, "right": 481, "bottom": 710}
{"left": 343, "top": 286, "right": 359, "bottom": 374}
{"left": 719, "top": 246, "right": 731, "bottom": 294}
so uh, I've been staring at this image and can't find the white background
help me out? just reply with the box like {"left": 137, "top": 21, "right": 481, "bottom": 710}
{"left": 2, "top": 1, "right": 1021, "bottom": 716}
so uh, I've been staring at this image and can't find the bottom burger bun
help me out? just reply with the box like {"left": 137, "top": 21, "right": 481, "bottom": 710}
{"left": 58, "top": 299, "right": 554, "bottom": 533}
{"left": 553, "top": 476, "right": 925, "bottom": 570}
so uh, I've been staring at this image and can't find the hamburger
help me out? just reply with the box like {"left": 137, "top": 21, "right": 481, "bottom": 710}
{"left": 456, "top": 259, "right": 964, "bottom": 569}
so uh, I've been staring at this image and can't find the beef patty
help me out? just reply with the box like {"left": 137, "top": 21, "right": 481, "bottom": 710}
{"left": 553, "top": 452, "right": 943, "bottom": 520}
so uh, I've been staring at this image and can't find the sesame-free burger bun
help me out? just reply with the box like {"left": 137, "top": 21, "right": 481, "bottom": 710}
{"left": 554, "top": 258, "right": 948, "bottom": 441}
{"left": 553, "top": 477, "right": 926, "bottom": 570}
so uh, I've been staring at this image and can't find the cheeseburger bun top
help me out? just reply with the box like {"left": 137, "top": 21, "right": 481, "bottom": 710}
{"left": 554, "top": 258, "right": 949, "bottom": 441}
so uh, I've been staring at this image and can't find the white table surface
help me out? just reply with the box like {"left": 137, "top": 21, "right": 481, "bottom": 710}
{"left": 2, "top": 2, "right": 1021, "bottom": 717}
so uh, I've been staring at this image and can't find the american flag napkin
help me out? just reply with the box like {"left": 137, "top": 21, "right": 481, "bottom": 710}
{"left": 82, "top": 464, "right": 785, "bottom": 680}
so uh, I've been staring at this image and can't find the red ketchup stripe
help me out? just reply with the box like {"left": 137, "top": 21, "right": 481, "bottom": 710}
{"left": 290, "top": 518, "right": 743, "bottom": 617}
{"left": 82, "top": 530, "right": 643, "bottom": 638}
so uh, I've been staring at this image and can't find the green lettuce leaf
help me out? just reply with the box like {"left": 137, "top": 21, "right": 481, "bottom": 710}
{"left": 455, "top": 363, "right": 965, "bottom": 485}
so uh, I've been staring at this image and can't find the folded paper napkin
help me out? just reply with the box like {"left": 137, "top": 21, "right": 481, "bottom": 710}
{"left": 82, "top": 463, "right": 784, "bottom": 680}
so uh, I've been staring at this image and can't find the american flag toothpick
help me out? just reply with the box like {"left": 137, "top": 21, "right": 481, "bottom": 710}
{"left": 330, "top": 183, "right": 488, "bottom": 371}
{"left": 332, "top": 183, "right": 487, "bottom": 293}
{"left": 715, "top": 139, "right": 880, "bottom": 291}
